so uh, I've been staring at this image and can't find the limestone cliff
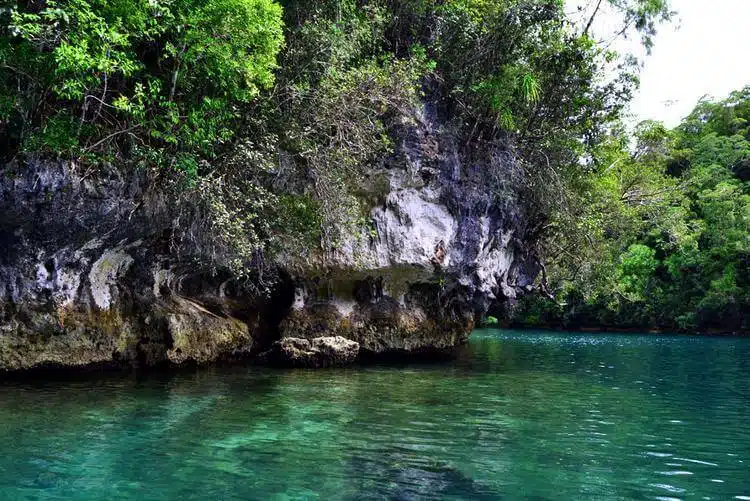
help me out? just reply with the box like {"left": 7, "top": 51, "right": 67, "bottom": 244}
{"left": 0, "top": 106, "right": 539, "bottom": 372}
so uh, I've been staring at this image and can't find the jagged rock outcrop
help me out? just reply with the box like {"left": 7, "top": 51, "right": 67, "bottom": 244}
{"left": 0, "top": 105, "right": 539, "bottom": 373}
{"left": 277, "top": 103, "right": 539, "bottom": 357}
{"left": 0, "top": 160, "right": 283, "bottom": 371}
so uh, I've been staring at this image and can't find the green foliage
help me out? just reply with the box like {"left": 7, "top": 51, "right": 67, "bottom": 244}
{"left": 2, "top": 0, "right": 283, "bottom": 172}
{"left": 3, "top": 0, "right": 688, "bottom": 286}
{"left": 518, "top": 87, "right": 750, "bottom": 333}
{"left": 616, "top": 244, "right": 658, "bottom": 301}
{"left": 21, "top": 112, "right": 82, "bottom": 155}
{"left": 271, "top": 0, "right": 431, "bottom": 249}
{"left": 579, "top": 0, "right": 674, "bottom": 53}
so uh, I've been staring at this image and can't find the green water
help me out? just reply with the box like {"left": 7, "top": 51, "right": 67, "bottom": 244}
{"left": 1, "top": 329, "right": 749, "bottom": 500}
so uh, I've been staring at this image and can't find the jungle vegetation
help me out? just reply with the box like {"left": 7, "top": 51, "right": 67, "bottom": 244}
{"left": 515, "top": 89, "right": 750, "bottom": 333}
{"left": 3, "top": 0, "right": 746, "bottom": 332}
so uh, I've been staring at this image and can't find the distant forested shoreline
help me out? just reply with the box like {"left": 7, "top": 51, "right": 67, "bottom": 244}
{"left": 514, "top": 89, "right": 749, "bottom": 334}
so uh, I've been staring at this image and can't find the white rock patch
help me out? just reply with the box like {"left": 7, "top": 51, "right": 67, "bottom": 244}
{"left": 89, "top": 251, "right": 134, "bottom": 310}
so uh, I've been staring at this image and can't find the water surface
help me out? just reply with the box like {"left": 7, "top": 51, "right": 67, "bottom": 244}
{"left": 1, "top": 329, "right": 749, "bottom": 500}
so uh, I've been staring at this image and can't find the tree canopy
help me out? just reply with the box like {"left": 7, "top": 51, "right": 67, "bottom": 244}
{"left": 10, "top": 0, "right": 745, "bottom": 336}
{"left": 2, "top": 0, "right": 284, "bottom": 174}
{"left": 515, "top": 87, "right": 750, "bottom": 333}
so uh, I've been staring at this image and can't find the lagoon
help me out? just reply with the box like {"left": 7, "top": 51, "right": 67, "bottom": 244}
{"left": 1, "top": 329, "right": 749, "bottom": 500}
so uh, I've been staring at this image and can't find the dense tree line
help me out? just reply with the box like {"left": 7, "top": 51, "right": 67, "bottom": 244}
{"left": 515, "top": 88, "right": 750, "bottom": 332}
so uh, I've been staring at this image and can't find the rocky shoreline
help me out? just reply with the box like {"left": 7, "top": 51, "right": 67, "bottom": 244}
{"left": 0, "top": 106, "right": 540, "bottom": 373}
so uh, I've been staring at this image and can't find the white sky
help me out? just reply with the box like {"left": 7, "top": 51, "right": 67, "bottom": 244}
{"left": 628, "top": 0, "right": 750, "bottom": 127}
{"left": 568, "top": 0, "right": 750, "bottom": 127}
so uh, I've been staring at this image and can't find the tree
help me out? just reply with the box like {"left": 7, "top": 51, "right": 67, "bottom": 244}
{"left": 1, "top": 0, "right": 284, "bottom": 173}
{"left": 516, "top": 87, "right": 750, "bottom": 333}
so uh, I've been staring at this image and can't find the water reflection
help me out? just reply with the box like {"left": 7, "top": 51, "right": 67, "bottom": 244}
{"left": 0, "top": 329, "right": 749, "bottom": 500}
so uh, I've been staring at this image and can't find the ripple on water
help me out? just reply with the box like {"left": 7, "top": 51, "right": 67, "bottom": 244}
{"left": 649, "top": 483, "right": 686, "bottom": 494}
{"left": 0, "top": 329, "right": 749, "bottom": 500}
{"left": 673, "top": 458, "right": 718, "bottom": 467}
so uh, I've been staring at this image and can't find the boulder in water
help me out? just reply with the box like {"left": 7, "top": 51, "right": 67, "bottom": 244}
{"left": 264, "top": 336, "right": 359, "bottom": 368}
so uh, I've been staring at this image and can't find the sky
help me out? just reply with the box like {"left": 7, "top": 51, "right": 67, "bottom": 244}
{"left": 628, "top": 0, "right": 750, "bottom": 127}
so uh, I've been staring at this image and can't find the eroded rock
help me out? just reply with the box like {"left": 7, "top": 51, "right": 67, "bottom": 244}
{"left": 263, "top": 336, "right": 360, "bottom": 367}
{"left": 279, "top": 293, "right": 471, "bottom": 355}
{"left": 0, "top": 98, "right": 540, "bottom": 373}
{"left": 164, "top": 296, "right": 252, "bottom": 365}
{"left": 89, "top": 249, "right": 135, "bottom": 310}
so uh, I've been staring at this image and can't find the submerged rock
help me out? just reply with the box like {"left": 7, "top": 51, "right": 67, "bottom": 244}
{"left": 263, "top": 336, "right": 360, "bottom": 367}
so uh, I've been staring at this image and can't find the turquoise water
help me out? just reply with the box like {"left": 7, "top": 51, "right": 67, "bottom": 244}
{"left": 1, "top": 329, "right": 749, "bottom": 500}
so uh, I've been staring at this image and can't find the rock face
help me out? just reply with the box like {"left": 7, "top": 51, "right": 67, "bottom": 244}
{"left": 0, "top": 105, "right": 538, "bottom": 373}
{"left": 0, "top": 160, "right": 278, "bottom": 371}
{"left": 277, "top": 103, "right": 539, "bottom": 357}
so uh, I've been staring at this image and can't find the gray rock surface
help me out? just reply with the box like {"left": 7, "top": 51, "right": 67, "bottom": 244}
{"left": 0, "top": 102, "right": 539, "bottom": 372}
{"left": 278, "top": 103, "right": 539, "bottom": 356}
